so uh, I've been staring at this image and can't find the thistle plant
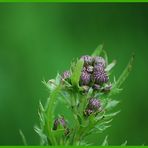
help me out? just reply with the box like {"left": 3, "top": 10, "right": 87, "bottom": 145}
{"left": 33, "top": 45, "right": 134, "bottom": 146}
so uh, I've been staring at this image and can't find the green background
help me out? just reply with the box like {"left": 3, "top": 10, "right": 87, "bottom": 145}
{"left": 0, "top": 3, "right": 147, "bottom": 145}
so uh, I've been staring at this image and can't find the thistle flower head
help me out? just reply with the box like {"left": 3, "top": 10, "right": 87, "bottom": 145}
{"left": 53, "top": 117, "right": 66, "bottom": 130}
{"left": 93, "top": 66, "right": 109, "bottom": 84}
{"left": 80, "top": 70, "right": 91, "bottom": 86}
{"left": 88, "top": 98, "right": 101, "bottom": 111}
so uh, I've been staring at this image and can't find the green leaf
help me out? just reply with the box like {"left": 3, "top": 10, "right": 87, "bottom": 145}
{"left": 38, "top": 101, "right": 46, "bottom": 127}
{"left": 109, "top": 87, "right": 122, "bottom": 97}
{"left": 102, "top": 136, "right": 109, "bottom": 146}
{"left": 42, "top": 79, "right": 56, "bottom": 93}
{"left": 95, "top": 124, "right": 111, "bottom": 133}
{"left": 104, "top": 111, "right": 120, "bottom": 119}
{"left": 52, "top": 129, "right": 65, "bottom": 140}
{"left": 71, "top": 59, "right": 84, "bottom": 87}
{"left": 79, "top": 140, "right": 92, "bottom": 146}
{"left": 115, "top": 54, "right": 134, "bottom": 88}
{"left": 42, "top": 74, "right": 61, "bottom": 93}
{"left": 91, "top": 44, "right": 103, "bottom": 56}
{"left": 19, "top": 130, "right": 27, "bottom": 145}
{"left": 121, "top": 140, "right": 127, "bottom": 146}
{"left": 102, "top": 50, "right": 108, "bottom": 66}
{"left": 105, "top": 60, "right": 116, "bottom": 72}
{"left": 45, "top": 85, "right": 62, "bottom": 127}
{"left": 105, "top": 99, "right": 120, "bottom": 111}
{"left": 34, "top": 126, "right": 48, "bottom": 145}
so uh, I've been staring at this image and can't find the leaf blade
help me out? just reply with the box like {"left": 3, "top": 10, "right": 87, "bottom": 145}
{"left": 115, "top": 54, "right": 134, "bottom": 88}
{"left": 102, "top": 136, "right": 109, "bottom": 146}
{"left": 71, "top": 59, "right": 84, "bottom": 87}
{"left": 19, "top": 130, "right": 27, "bottom": 145}
{"left": 91, "top": 44, "right": 103, "bottom": 56}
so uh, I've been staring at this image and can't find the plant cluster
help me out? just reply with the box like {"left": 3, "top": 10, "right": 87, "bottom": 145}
{"left": 33, "top": 45, "right": 133, "bottom": 146}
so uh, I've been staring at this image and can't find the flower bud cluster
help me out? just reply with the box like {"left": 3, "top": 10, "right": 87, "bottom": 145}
{"left": 80, "top": 55, "right": 111, "bottom": 93}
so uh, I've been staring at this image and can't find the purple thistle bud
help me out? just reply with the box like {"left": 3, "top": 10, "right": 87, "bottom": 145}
{"left": 53, "top": 117, "right": 66, "bottom": 130}
{"left": 93, "top": 64, "right": 104, "bottom": 71}
{"left": 94, "top": 56, "right": 106, "bottom": 67}
{"left": 92, "top": 84, "right": 101, "bottom": 91}
{"left": 62, "top": 71, "right": 71, "bottom": 80}
{"left": 80, "top": 70, "right": 91, "bottom": 86}
{"left": 88, "top": 98, "right": 101, "bottom": 111}
{"left": 93, "top": 66, "right": 109, "bottom": 84}
{"left": 80, "top": 55, "right": 93, "bottom": 65}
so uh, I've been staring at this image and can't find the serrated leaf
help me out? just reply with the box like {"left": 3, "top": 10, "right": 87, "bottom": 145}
{"left": 34, "top": 126, "right": 48, "bottom": 145}
{"left": 71, "top": 59, "right": 84, "bottom": 87}
{"left": 41, "top": 85, "right": 62, "bottom": 145}
{"left": 99, "top": 119, "right": 113, "bottom": 125}
{"left": 45, "top": 85, "right": 62, "bottom": 126}
{"left": 95, "top": 124, "right": 111, "bottom": 132}
{"left": 104, "top": 111, "right": 120, "bottom": 118}
{"left": 91, "top": 44, "right": 103, "bottom": 56}
{"left": 115, "top": 54, "right": 134, "bottom": 88}
{"left": 102, "top": 136, "right": 109, "bottom": 146}
{"left": 109, "top": 87, "right": 122, "bottom": 97}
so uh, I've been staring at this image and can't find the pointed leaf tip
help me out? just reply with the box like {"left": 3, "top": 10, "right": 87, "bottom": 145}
{"left": 92, "top": 44, "right": 104, "bottom": 56}
{"left": 115, "top": 54, "right": 134, "bottom": 88}
{"left": 19, "top": 130, "right": 27, "bottom": 145}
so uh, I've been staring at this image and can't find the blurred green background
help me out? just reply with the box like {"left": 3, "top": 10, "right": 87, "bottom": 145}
{"left": 0, "top": 3, "right": 148, "bottom": 145}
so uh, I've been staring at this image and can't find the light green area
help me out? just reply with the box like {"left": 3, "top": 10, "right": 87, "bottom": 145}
{"left": 0, "top": 3, "right": 147, "bottom": 145}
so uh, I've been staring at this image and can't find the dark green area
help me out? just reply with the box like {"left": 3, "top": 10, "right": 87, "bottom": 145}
{"left": 0, "top": 3, "right": 147, "bottom": 145}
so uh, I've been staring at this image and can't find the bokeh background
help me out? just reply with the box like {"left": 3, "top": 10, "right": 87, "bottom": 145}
{"left": 0, "top": 3, "right": 148, "bottom": 145}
